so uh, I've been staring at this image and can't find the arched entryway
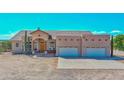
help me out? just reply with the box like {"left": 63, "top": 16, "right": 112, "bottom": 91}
{"left": 32, "top": 38, "right": 46, "bottom": 53}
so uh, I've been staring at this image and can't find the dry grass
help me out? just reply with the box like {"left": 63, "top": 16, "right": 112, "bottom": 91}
{"left": 0, "top": 52, "right": 124, "bottom": 80}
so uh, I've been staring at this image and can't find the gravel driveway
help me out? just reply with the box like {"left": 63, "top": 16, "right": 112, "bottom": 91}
{"left": 0, "top": 52, "right": 124, "bottom": 80}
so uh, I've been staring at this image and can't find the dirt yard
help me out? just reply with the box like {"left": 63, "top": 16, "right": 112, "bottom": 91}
{"left": 0, "top": 52, "right": 124, "bottom": 80}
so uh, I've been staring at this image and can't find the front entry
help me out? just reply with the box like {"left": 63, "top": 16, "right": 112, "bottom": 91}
{"left": 39, "top": 40, "right": 46, "bottom": 52}
{"left": 33, "top": 38, "right": 46, "bottom": 53}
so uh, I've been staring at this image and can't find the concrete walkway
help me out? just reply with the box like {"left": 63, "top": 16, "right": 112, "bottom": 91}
{"left": 57, "top": 57, "right": 124, "bottom": 69}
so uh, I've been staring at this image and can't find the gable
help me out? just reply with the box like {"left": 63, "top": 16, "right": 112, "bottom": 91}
{"left": 31, "top": 30, "right": 48, "bottom": 35}
{"left": 10, "top": 31, "right": 31, "bottom": 41}
{"left": 31, "top": 30, "right": 49, "bottom": 41}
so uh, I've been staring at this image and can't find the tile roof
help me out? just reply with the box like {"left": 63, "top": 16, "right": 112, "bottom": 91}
{"left": 10, "top": 30, "right": 92, "bottom": 40}
{"left": 46, "top": 31, "right": 92, "bottom": 39}
{"left": 10, "top": 30, "right": 32, "bottom": 41}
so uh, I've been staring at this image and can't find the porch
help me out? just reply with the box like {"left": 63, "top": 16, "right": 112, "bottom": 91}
{"left": 31, "top": 38, "right": 56, "bottom": 56}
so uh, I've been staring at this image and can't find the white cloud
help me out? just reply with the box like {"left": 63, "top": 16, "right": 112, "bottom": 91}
{"left": 92, "top": 31, "right": 107, "bottom": 34}
{"left": 0, "top": 32, "right": 17, "bottom": 40}
{"left": 110, "top": 30, "right": 121, "bottom": 33}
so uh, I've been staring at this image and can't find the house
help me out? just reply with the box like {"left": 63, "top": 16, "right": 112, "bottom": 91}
{"left": 10, "top": 28, "right": 111, "bottom": 57}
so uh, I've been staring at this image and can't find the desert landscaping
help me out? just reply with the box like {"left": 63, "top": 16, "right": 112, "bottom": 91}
{"left": 0, "top": 51, "right": 124, "bottom": 80}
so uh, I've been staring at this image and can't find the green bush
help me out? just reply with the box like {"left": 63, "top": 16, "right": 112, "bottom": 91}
{"left": 0, "top": 40, "right": 11, "bottom": 53}
{"left": 113, "top": 34, "right": 124, "bottom": 51}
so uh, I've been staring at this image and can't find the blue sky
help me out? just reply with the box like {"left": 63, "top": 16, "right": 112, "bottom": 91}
{"left": 0, "top": 13, "right": 124, "bottom": 40}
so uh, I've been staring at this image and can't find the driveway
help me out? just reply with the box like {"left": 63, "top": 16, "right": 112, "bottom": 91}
{"left": 1, "top": 52, "right": 124, "bottom": 79}
{"left": 57, "top": 57, "right": 124, "bottom": 69}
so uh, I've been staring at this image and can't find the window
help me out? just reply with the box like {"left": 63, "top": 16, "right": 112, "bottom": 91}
{"left": 29, "top": 45, "right": 31, "bottom": 48}
{"left": 49, "top": 48, "right": 51, "bottom": 50}
{"left": 16, "top": 43, "right": 19, "bottom": 47}
{"left": 91, "top": 39, "right": 94, "bottom": 41}
{"left": 98, "top": 39, "right": 101, "bottom": 41}
{"left": 85, "top": 39, "right": 88, "bottom": 41}
{"left": 71, "top": 39, "right": 73, "bottom": 41}
{"left": 50, "top": 42, "right": 54, "bottom": 44}
{"left": 105, "top": 39, "right": 108, "bottom": 41}
{"left": 77, "top": 39, "right": 79, "bottom": 41}
{"left": 65, "top": 39, "right": 67, "bottom": 41}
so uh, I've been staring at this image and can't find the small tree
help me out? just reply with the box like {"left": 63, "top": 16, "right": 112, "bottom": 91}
{"left": 114, "top": 34, "right": 124, "bottom": 51}
{"left": 0, "top": 40, "right": 11, "bottom": 53}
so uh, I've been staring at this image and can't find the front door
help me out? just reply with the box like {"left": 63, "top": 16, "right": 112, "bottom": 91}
{"left": 40, "top": 41, "right": 46, "bottom": 52}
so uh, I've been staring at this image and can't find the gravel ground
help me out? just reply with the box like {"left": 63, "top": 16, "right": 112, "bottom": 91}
{"left": 0, "top": 52, "right": 124, "bottom": 80}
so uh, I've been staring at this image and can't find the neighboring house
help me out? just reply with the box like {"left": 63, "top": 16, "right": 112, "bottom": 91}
{"left": 10, "top": 28, "right": 111, "bottom": 57}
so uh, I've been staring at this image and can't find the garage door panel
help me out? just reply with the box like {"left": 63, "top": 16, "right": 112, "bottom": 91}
{"left": 59, "top": 48, "right": 78, "bottom": 57}
{"left": 85, "top": 48, "right": 106, "bottom": 57}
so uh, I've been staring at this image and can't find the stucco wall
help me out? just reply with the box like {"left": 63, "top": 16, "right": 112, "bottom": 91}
{"left": 56, "top": 35, "right": 111, "bottom": 57}
{"left": 56, "top": 36, "right": 81, "bottom": 56}
{"left": 46, "top": 39, "right": 56, "bottom": 50}
{"left": 11, "top": 30, "right": 111, "bottom": 57}
{"left": 31, "top": 31, "right": 49, "bottom": 41}
{"left": 11, "top": 41, "right": 23, "bottom": 54}
{"left": 82, "top": 35, "right": 111, "bottom": 56}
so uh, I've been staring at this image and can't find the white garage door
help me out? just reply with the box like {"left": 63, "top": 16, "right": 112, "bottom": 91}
{"left": 85, "top": 48, "right": 106, "bottom": 57}
{"left": 59, "top": 48, "right": 78, "bottom": 57}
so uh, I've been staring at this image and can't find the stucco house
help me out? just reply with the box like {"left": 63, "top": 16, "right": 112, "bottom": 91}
{"left": 11, "top": 28, "right": 112, "bottom": 57}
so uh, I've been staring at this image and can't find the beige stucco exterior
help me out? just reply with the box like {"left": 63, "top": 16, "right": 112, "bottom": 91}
{"left": 82, "top": 35, "right": 111, "bottom": 57}
{"left": 55, "top": 35, "right": 111, "bottom": 57}
{"left": 56, "top": 36, "right": 81, "bottom": 56}
{"left": 31, "top": 30, "right": 49, "bottom": 52}
{"left": 11, "top": 40, "right": 23, "bottom": 54}
{"left": 11, "top": 29, "right": 111, "bottom": 57}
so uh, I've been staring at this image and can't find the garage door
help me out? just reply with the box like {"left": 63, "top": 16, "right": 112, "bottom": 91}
{"left": 59, "top": 48, "right": 78, "bottom": 57}
{"left": 85, "top": 48, "right": 106, "bottom": 57}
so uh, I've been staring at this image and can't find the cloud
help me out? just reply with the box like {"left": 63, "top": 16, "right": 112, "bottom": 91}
{"left": 92, "top": 31, "right": 107, "bottom": 34}
{"left": 110, "top": 30, "right": 121, "bottom": 33}
{"left": 0, "top": 32, "right": 17, "bottom": 40}
{"left": 93, "top": 30, "right": 123, "bottom": 36}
